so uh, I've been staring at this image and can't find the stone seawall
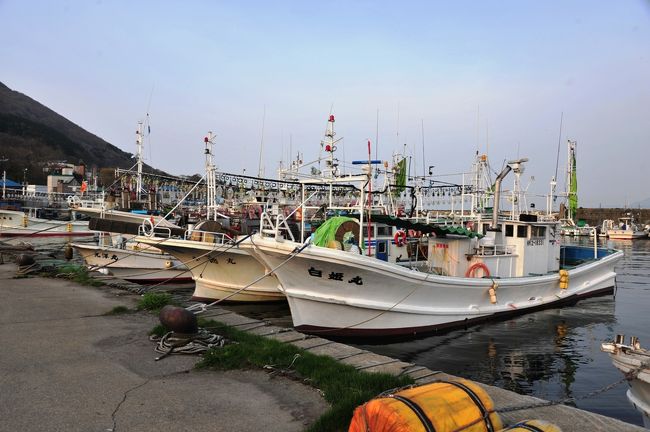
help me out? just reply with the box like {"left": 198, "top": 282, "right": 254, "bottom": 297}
{"left": 576, "top": 208, "right": 650, "bottom": 226}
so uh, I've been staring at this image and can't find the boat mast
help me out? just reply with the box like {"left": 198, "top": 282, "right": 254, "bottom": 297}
{"left": 566, "top": 140, "right": 578, "bottom": 221}
{"left": 509, "top": 158, "right": 528, "bottom": 219}
{"left": 321, "top": 114, "right": 341, "bottom": 207}
{"left": 257, "top": 105, "right": 266, "bottom": 178}
{"left": 135, "top": 121, "right": 144, "bottom": 201}
{"left": 204, "top": 132, "right": 217, "bottom": 221}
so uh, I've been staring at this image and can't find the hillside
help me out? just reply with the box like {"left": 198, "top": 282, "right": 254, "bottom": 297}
{"left": 0, "top": 82, "right": 157, "bottom": 184}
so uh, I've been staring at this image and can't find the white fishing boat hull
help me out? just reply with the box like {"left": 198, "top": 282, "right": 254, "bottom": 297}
{"left": 245, "top": 236, "right": 623, "bottom": 337}
{"left": 73, "top": 243, "right": 192, "bottom": 283}
{"left": 608, "top": 229, "right": 647, "bottom": 240}
{"left": 0, "top": 209, "right": 92, "bottom": 237}
{"left": 602, "top": 343, "right": 650, "bottom": 428}
{"left": 133, "top": 236, "right": 284, "bottom": 302}
{"left": 73, "top": 207, "right": 179, "bottom": 227}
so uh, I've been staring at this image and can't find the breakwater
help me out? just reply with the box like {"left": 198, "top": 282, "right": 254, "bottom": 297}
{"left": 576, "top": 208, "right": 650, "bottom": 226}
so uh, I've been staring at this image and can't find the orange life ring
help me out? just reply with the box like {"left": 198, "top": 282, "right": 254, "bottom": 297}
{"left": 394, "top": 230, "right": 407, "bottom": 246}
{"left": 465, "top": 262, "right": 490, "bottom": 278}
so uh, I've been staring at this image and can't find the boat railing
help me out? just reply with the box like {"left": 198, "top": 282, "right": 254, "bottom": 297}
{"left": 184, "top": 229, "right": 234, "bottom": 245}
{"left": 474, "top": 243, "right": 517, "bottom": 257}
{"left": 3, "top": 189, "right": 104, "bottom": 204}
{"left": 138, "top": 221, "right": 173, "bottom": 239}
{"left": 259, "top": 211, "right": 296, "bottom": 242}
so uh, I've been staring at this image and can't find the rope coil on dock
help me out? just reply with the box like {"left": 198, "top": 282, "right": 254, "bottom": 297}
{"left": 150, "top": 328, "right": 228, "bottom": 361}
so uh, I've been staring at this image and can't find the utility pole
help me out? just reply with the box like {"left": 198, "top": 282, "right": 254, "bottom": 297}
{"left": 0, "top": 156, "right": 8, "bottom": 199}
{"left": 23, "top": 168, "right": 28, "bottom": 196}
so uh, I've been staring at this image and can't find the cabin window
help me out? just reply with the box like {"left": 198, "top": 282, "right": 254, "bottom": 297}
{"left": 377, "top": 226, "right": 391, "bottom": 236}
{"left": 517, "top": 225, "right": 528, "bottom": 238}
{"left": 378, "top": 241, "right": 387, "bottom": 254}
{"left": 505, "top": 224, "right": 514, "bottom": 237}
{"left": 531, "top": 226, "right": 546, "bottom": 237}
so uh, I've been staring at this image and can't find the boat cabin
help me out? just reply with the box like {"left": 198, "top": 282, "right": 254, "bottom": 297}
{"left": 428, "top": 217, "right": 561, "bottom": 278}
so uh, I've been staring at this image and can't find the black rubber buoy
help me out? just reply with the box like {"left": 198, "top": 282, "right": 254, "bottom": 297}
{"left": 16, "top": 254, "right": 35, "bottom": 266}
{"left": 64, "top": 244, "right": 73, "bottom": 260}
{"left": 159, "top": 305, "right": 198, "bottom": 334}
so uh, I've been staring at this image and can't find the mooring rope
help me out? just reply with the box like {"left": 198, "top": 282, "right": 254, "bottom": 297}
{"left": 150, "top": 328, "right": 228, "bottom": 361}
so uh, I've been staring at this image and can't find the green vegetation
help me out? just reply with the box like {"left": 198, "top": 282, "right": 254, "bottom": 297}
{"left": 149, "top": 323, "right": 170, "bottom": 337}
{"left": 105, "top": 305, "right": 131, "bottom": 315}
{"left": 197, "top": 319, "right": 413, "bottom": 432}
{"left": 48, "top": 264, "right": 104, "bottom": 287}
{"left": 136, "top": 292, "right": 177, "bottom": 312}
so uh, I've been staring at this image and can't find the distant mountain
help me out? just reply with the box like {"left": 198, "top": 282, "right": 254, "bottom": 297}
{"left": 0, "top": 82, "right": 160, "bottom": 184}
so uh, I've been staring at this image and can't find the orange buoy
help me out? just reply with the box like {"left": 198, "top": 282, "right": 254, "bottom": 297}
{"left": 465, "top": 262, "right": 490, "bottom": 278}
{"left": 394, "top": 230, "right": 407, "bottom": 247}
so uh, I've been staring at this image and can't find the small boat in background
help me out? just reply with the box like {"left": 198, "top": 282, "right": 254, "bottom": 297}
{"left": 0, "top": 208, "right": 92, "bottom": 237}
{"left": 71, "top": 203, "right": 191, "bottom": 284}
{"left": 607, "top": 216, "right": 647, "bottom": 240}
{"left": 73, "top": 239, "right": 192, "bottom": 284}
{"left": 602, "top": 336, "right": 650, "bottom": 428}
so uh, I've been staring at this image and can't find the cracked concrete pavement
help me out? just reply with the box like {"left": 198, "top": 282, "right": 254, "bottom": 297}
{"left": 0, "top": 263, "right": 329, "bottom": 432}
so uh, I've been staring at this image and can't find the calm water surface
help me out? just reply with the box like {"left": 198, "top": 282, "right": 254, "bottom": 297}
{"left": 354, "top": 237, "right": 650, "bottom": 426}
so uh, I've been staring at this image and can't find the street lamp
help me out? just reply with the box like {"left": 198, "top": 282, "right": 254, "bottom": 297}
{"left": 23, "top": 168, "right": 28, "bottom": 196}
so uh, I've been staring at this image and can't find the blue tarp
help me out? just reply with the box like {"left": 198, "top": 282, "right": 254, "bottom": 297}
{"left": 0, "top": 179, "right": 21, "bottom": 188}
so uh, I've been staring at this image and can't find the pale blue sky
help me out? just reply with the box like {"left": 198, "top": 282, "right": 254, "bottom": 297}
{"left": 1, "top": 1, "right": 649, "bottom": 207}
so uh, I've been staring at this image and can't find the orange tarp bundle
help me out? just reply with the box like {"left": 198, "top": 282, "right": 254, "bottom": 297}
{"left": 349, "top": 379, "right": 503, "bottom": 432}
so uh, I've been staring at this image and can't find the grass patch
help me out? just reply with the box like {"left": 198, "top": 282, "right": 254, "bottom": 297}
{"left": 149, "top": 323, "right": 170, "bottom": 337}
{"left": 137, "top": 292, "right": 177, "bottom": 312}
{"left": 197, "top": 319, "right": 413, "bottom": 432}
{"left": 47, "top": 264, "right": 104, "bottom": 287}
{"left": 105, "top": 305, "right": 131, "bottom": 315}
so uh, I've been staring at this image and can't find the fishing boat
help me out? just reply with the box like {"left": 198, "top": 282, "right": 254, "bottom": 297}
{"left": 242, "top": 159, "right": 624, "bottom": 337}
{"left": 135, "top": 220, "right": 285, "bottom": 301}
{"left": 0, "top": 208, "right": 92, "bottom": 237}
{"left": 557, "top": 141, "right": 594, "bottom": 237}
{"left": 69, "top": 122, "right": 195, "bottom": 284}
{"left": 607, "top": 216, "right": 647, "bottom": 240}
{"left": 73, "top": 240, "right": 191, "bottom": 283}
{"left": 132, "top": 132, "right": 293, "bottom": 301}
{"left": 602, "top": 336, "right": 650, "bottom": 428}
{"left": 70, "top": 205, "right": 193, "bottom": 284}
{"left": 134, "top": 118, "right": 364, "bottom": 302}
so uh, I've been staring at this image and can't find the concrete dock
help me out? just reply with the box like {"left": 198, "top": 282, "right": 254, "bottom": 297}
{"left": 0, "top": 263, "right": 327, "bottom": 432}
{"left": 0, "top": 262, "right": 645, "bottom": 431}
